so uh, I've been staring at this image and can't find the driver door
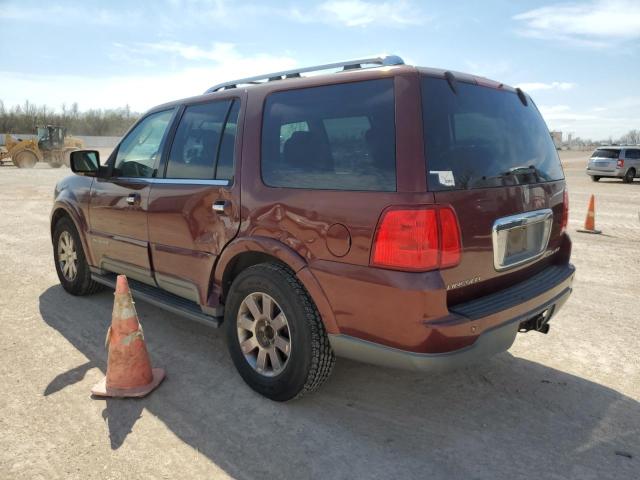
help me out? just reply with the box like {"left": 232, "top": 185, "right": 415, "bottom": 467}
{"left": 88, "top": 108, "right": 175, "bottom": 284}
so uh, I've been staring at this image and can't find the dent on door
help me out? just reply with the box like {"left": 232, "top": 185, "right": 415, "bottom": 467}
{"left": 147, "top": 182, "right": 240, "bottom": 304}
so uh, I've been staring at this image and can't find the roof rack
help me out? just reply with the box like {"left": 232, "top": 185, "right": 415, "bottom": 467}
{"left": 204, "top": 54, "right": 405, "bottom": 94}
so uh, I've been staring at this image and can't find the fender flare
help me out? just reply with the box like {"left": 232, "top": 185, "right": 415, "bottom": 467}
{"left": 215, "top": 236, "right": 339, "bottom": 334}
{"left": 50, "top": 200, "right": 93, "bottom": 265}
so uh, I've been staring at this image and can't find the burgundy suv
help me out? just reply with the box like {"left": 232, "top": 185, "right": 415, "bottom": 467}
{"left": 51, "top": 55, "right": 574, "bottom": 401}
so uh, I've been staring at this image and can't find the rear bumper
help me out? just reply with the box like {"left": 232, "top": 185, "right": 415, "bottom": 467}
{"left": 328, "top": 263, "right": 574, "bottom": 372}
{"left": 586, "top": 167, "right": 623, "bottom": 177}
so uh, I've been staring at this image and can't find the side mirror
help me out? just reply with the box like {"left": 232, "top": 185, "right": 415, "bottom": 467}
{"left": 70, "top": 150, "right": 100, "bottom": 176}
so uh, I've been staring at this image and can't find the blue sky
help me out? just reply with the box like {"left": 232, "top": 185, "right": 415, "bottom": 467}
{"left": 1, "top": 0, "right": 639, "bottom": 139}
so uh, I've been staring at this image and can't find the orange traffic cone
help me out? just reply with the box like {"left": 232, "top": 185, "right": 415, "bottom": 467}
{"left": 91, "top": 275, "right": 165, "bottom": 398}
{"left": 577, "top": 194, "right": 601, "bottom": 234}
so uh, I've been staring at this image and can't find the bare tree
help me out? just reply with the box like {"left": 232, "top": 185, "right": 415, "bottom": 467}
{"left": 0, "top": 100, "right": 139, "bottom": 136}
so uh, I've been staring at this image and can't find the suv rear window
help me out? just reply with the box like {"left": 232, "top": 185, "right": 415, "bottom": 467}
{"left": 421, "top": 76, "right": 564, "bottom": 191}
{"left": 261, "top": 79, "right": 396, "bottom": 191}
{"left": 591, "top": 149, "right": 620, "bottom": 159}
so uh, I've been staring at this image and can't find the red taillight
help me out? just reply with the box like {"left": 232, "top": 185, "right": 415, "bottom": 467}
{"left": 617, "top": 158, "right": 624, "bottom": 168}
{"left": 371, "top": 206, "right": 461, "bottom": 271}
{"left": 561, "top": 188, "right": 569, "bottom": 232}
{"left": 439, "top": 208, "right": 461, "bottom": 268}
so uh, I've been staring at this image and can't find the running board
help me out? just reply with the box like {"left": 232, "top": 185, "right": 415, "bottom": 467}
{"left": 91, "top": 271, "right": 222, "bottom": 328}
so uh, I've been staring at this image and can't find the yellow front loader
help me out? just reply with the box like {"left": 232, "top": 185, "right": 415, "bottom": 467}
{"left": 0, "top": 126, "right": 84, "bottom": 168}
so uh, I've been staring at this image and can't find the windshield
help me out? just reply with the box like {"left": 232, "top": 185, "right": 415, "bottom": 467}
{"left": 591, "top": 149, "right": 620, "bottom": 159}
{"left": 37, "top": 127, "right": 48, "bottom": 140}
{"left": 421, "top": 76, "right": 564, "bottom": 190}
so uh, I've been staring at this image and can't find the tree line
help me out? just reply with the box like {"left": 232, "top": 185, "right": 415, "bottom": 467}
{"left": 618, "top": 129, "right": 640, "bottom": 145}
{"left": 0, "top": 100, "right": 140, "bottom": 137}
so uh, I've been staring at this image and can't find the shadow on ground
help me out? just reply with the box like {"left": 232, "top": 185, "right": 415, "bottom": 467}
{"left": 39, "top": 286, "right": 638, "bottom": 479}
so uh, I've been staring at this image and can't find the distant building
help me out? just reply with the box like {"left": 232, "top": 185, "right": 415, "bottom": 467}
{"left": 550, "top": 131, "right": 562, "bottom": 149}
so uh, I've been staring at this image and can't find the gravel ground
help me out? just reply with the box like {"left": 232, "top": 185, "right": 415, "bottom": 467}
{"left": 0, "top": 152, "right": 638, "bottom": 480}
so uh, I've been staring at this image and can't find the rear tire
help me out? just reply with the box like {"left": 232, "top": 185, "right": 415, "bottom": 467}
{"left": 591, "top": 176, "right": 600, "bottom": 182}
{"left": 13, "top": 150, "right": 37, "bottom": 168}
{"left": 48, "top": 161, "right": 63, "bottom": 168}
{"left": 53, "top": 217, "right": 103, "bottom": 296}
{"left": 224, "top": 263, "right": 335, "bottom": 401}
{"left": 623, "top": 168, "right": 635, "bottom": 183}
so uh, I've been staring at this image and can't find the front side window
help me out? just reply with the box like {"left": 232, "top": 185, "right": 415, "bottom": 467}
{"left": 422, "top": 76, "right": 564, "bottom": 190}
{"left": 166, "top": 99, "right": 239, "bottom": 180}
{"left": 114, "top": 109, "right": 174, "bottom": 178}
{"left": 261, "top": 79, "right": 396, "bottom": 191}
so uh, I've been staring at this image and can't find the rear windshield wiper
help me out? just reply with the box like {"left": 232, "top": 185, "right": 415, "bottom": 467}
{"left": 498, "top": 165, "right": 543, "bottom": 183}
{"left": 505, "top": 166, "right": 537, "bottom": 176}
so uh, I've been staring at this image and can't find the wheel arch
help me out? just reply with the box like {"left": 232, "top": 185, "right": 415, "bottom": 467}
{"left": 214, "top": 236, "right": 339, "bottom": 334}
{"left": 50, "top": 203, "right": 94, "bottom": 266}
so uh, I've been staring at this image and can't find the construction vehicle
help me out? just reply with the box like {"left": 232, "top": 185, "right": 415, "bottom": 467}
{"left": 0, "top": 126, "right": 84, "bottom": 168}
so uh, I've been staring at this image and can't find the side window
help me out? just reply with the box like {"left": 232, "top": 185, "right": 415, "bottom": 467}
{"left": 166, "top": 100, "right": 234, "bottom": 180}
{"left": 261, "top": 79, "right": 396, "bottom": 191}
{"left": 114, "top": 109, "right": 174, "bottom": 178}
{"left": 626, "top": 149, "right": 640, "bottom": 159}
{"left": 215, "top": 100, "right": 241, "bottom": 181}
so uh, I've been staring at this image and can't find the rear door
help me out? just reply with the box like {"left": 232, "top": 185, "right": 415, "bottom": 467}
{"left": 420, "top": 75, "right": 567, "bottom": 304}
{"left": 588, "top": 148, "right": 621, "bottom": 173}
{"left": 147, "top": 97, "right": 242, "bottom": 304}
{"left": 625, "top": 149, "right": 640, "bottom": 174}
{"left": 89, "top": 108, "right": 175, "bottom": 284}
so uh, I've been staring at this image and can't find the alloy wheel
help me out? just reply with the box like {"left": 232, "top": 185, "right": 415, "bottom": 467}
{"left": 237, "top": 292, "right": 291, "bottom": 377}
{"left": 57, "top": 231, "right": 78, "bottom": 281}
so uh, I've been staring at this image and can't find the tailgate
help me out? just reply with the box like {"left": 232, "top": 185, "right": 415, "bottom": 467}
{"left": 420, "top": 74, "right": 567, "bottom": 305}
{"left": 435, "top": 181, "right": 565, "bottom": 305}
{"left": 589, "top": 158, "right": 617, "bottom": 172}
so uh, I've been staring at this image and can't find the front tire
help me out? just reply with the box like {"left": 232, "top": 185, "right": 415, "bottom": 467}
{"left": 53, "top": 217, "right": 102, "bottom": 295}
{"left": 591, "top": 175, "right": 600, "bottom": 182}
{"left": 623, "top": 168, "right": 635, "bottom": 183}
{"left": 224, "top": 263, "right": 335, "bottom": 401}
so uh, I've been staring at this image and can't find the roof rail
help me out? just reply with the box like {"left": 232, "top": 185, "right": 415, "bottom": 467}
{"left": 204, "top": 54, "right": 405, "bottom": 93}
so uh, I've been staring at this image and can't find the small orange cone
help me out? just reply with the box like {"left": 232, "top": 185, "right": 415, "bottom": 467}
{"left": 577, "top": 194, "right": 602, "bottom": 234}
{"left": 91, "top": 275, "right": 165, "bottom": 398}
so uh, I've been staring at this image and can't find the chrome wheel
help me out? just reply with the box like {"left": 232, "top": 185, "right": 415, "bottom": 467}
{"left": 57, "top": 231, "right": 78, "bottom": 281}
{"left": 237, "top": 292, "right": 291, "bottom": 377}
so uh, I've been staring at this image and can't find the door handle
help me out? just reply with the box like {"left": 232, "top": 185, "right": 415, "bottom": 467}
{"left": 213, "top": 200, "right": 231, "bottom": 215}
{"left": 126, "top": 193, "right": 140, "bottom": 205}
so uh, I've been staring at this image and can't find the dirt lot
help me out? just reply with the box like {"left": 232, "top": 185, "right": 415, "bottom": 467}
{"left": 0, "top": 151, "right": 638, "bottom": 480}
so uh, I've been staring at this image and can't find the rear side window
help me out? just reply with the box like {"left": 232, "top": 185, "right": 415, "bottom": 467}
{"left": 261, "top": 79, "right": 396, "bottom": 191}
{"left": 625, "top": 149, "right": 640, "bottom": 159}
{"left": 166, "top": 99, "right": 239, "bottom": 180}
{"left": 215, "top": 100, "right": 241, "bottom": 180}
{"left": 591, "top": 149, "right": 620, "bottom": 159}
{"left": 421, "top": 76, "right": 564, "bottom": 190}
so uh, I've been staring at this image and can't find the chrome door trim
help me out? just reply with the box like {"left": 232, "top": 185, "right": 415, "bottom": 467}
{"left": 150, "top": 178, "right": 231, "bottom": 186}
{"left": 492, "top": 208, "right": 553, "bottom": 271}
{"left": 110, "top": 177, "right": 231, "bottom": 186}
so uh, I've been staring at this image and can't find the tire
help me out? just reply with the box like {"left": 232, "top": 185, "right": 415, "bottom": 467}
{"left": 623, "top": 168, "right": 635, "bottom": 183}
{"left": 224, "top": 263, "right": 335, "bottom": 401}
{"left": 53, "top": 217, "right": 103, "bottom": 296}
{"left": 591, "top": 176, "right": 600, "bottom": 182}
{"left": 12, "top": 150, "right": 38, "bottom": 168}
{"left": 48, "top": 161, "right": 63, "bottom": 169}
